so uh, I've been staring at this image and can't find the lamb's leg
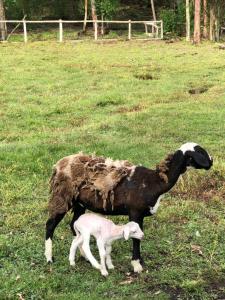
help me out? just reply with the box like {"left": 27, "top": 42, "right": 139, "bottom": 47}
{"left": 45, "top": 212, "right": 66, "bottom": 263}
{"left": 97, "top": 239, "right": 108, "bottom": 276}
{"left": 69, "top": 234, "right": 83, "bottom": 266}
{"left": 82, "top": 233, "right": 101, "bottom": 270}
{"left": 105, "top": 245, "right": 114, "bottom": 270}
{"left": 129, "top": 213, "right": 144, "bottom": 273}
{"left": 70, "top": 203, "right": 86, "bottom": 259}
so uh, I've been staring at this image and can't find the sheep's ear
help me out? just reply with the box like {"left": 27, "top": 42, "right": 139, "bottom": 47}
{"left": 187, "top": 151, "right": 210, "bottom": 168}
{"left": 123, "top": 227, "right": 130, "bottom": 240}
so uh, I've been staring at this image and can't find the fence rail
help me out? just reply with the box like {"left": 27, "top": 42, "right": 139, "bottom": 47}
{"left": 0, "top": 19, "right": 163, "bottom": 42}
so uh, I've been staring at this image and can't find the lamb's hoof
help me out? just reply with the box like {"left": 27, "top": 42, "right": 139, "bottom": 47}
{"left": 131, "top": 259, "right": 143, "bottom": 273}
{"left": 107, "top": 264, "right": 115, "bottom": 270}
{"left": 81, "top": 256, "right": 89, "bottom": 262}
{"left": 70, "top": 261, "right": 76, "bottom": 267}
{"left": 101, "top": 270, "right": 109, "bottom": 277}
{"left": 94, "top": 264, "right": 101, "bottom": 270}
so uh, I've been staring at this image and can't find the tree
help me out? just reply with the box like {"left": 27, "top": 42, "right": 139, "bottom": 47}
{"left": 95, "top": 0, "right": 119, "bottom": 20}
{"left": 0, "top": 0, "right": 7, "bottom": 41}
{"left": 91, "top": 0, "right": 98, "bottom": 31}
{"left": 150, "top": 0, "right": 156, "bottom": 21}
{"left": 208, "top": 0, "right": 225, "bottom": 41}
{"left": 193, "top": 0, "right": 201, "bottom": 43}
{"left": 83, "top": 0, "right": 88, "bottom": 31}
{"left": 209, "top": 3, "right": 216, "bottom": 41}
{"left": 203, "top": 0, "right": 208, "bottom": 38}
{"left": 186, "top": 0, "right": 190, "bottom": 41}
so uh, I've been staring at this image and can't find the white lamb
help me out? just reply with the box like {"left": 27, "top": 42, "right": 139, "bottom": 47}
{"left": 69, "top": 213, "right": 144, "bottom": 276}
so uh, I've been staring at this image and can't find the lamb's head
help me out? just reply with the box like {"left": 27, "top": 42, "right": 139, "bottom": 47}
{"left": 179, "top": 142, "right": 213, "bottom": 170}
{"left": 123, "top": 222, "right": 144, "bottom": 241}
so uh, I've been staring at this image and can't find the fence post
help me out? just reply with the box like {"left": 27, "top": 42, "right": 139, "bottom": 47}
{"left": 161, "top": 21, "right": 163, "bottom": 39}
{"left": 94, "top": 20, "right": 98, "bottom": 40}
{"left": 23, "top": 20, "right": 28, "bottom": 43}
{"left": 156, "top": 26, "right": 159, "bottom": 38}
{"left": 144, "top": 23, "right": 147, "bottom": 35}
{"left": 59, "top": 19, "right": 63, "bottom": 42}
{"left": 128, "top": 20, "right": 131, "bottom": 40}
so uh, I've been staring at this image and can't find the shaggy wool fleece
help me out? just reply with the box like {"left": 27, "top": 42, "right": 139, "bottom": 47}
{"left": 49, "top": 153, "right": 134, "bottom": 217}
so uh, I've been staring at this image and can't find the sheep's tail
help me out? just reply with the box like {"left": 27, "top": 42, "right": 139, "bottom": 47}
{"left": 48, "top": 166, "right": 73, "bottom": 218}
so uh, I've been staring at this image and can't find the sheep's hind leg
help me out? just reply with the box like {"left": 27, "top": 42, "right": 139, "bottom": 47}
{"left": 45, "top": 212, "right": 66, "bottom": 263}
{"left": 105, "top": 245, "right": 114, "bottom": 270}
{"left": 69, "top": 234, "right": 83, "bottom": 266}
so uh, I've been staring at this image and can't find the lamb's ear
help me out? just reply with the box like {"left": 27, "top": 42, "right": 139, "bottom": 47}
{"left": 187, "top": 151, "right": 210, "bottom": 168}
{"left": 123, "top": 227, "right": 130, "bottom": 240}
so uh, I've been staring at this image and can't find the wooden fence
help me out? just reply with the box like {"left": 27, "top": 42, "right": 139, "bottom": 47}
{"left": 0, "top": 19, "right": 163, "bottom": 42}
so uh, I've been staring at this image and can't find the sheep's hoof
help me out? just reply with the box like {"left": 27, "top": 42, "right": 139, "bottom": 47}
{"left": 47, "top": 259, "right": 53, "bottom": 264}
{"left": 131, "top": 259, "right": 143, "bottom": 273}
{"left": 46, "top": 256, "right": 54, "bottom": 264}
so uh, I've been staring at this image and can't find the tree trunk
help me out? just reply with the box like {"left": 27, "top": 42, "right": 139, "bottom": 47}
{"left": 83, "top": 0, "right": 88, "bottom": 32}
{"left": 101, "top": 14, "right": 104, "bottom": 35}
{"left": 209, "top": 4, "right": 215, "bottom": 41}
{"left": 0, "top": 0, "right": 7, "bottom": 41}
{"left": 193, "top": 0, "right": 201, "bottom": 44}
{"left": 203, "top": 0, "right": 208, "bottom": 38}
{"left": 186, "top": 0, "right": 190, "bottom": 41}
{"left": 150, "top": 0, "right": 156, "bottom": 21}
{"left": 215, "top": 6, "right": 220, "bottom": 41}
{"left": 91, "top": 0, "right": 97, "bottom": 31}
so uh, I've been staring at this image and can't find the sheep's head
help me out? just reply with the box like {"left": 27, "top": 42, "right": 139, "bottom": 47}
{"left": 180, "top": 142, "right": 213, "bottom": 170}
{"left": 123, "top": 222, "right": 144, "bottom": 241}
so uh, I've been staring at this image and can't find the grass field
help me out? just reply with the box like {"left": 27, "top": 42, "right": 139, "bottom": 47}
{"left": 0, "top": 40, "right": 225, "bottom": 300}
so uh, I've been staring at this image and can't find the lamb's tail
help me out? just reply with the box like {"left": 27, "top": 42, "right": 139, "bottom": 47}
{"left": 48, "top": 167, "right": 73, "bottom": 218}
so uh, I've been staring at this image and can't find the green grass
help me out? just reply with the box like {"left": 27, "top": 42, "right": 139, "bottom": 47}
{"left": 0, "top": 40, "right": 225, "bottom": 300}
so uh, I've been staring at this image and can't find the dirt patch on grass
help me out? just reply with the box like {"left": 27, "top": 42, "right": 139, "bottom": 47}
{"left": 134, "top": 73, "right": 156, "bottom": 80}
{"left": 188, "top": 87, "right": 208, "bottom": 94}
{"left": 96, "top": 100, "right": 120, "bottom": 107}
{"left": 203, "top": 271, "right": 225, "bottom": 297}
{"left": 162, "top": 285, "right": 185, "bottom": 300}
{"left": 115, "top": 104, "right": 146, "bottom": 114}
{"left": 70, "top": 117, "right": 86, "bottom": 127}
{"left": 143, "top": 282, "right": 185, "bottom": 300}
{"left": 110, "top": 64, "right": 132, "bottom": 68}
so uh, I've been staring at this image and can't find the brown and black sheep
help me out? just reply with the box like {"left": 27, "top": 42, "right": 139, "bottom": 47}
{"left": 45, "top": 142, "right": 213, "bottom": 272}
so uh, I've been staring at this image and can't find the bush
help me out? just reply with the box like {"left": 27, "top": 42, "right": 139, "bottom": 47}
{"left": 160, "top": 3, "right": 187, "bottom": 36}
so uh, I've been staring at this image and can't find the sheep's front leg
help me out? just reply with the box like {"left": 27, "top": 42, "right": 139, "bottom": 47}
{"left": 70, "top": 203, "right": 86, "bottom": 260}
{"left": 129, "top": 213, "right": 144, "bottom": 273}
{"left": 105, "top": 245, "right": 114, "bottom": 270}
{"left": 97, "top": 239, "right": 108, "bottom": 276}
{"left": 45, "top": 212, "right": 66, "bottom": 263}
{"left": 69, "top": 235, "right": 83, "bottom": 266}
{"left": 131, "top": 239, "right": 143, "bottom": 273}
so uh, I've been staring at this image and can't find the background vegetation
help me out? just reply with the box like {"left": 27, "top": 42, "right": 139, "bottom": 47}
{"left": 2, "top": 0, "right": 224, "bottom": 34}
{"left": 0, "top": 40, "right": 225, "bottom": 299}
